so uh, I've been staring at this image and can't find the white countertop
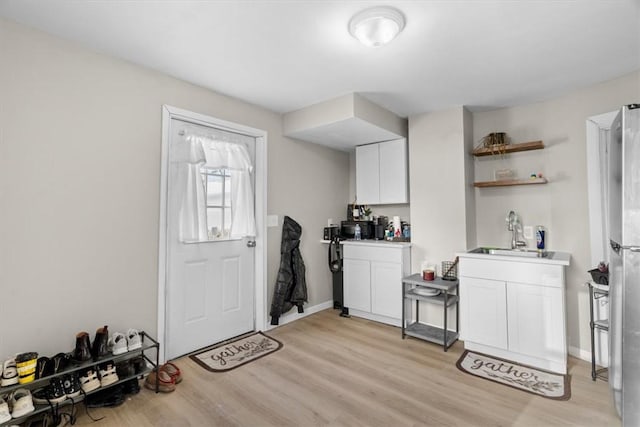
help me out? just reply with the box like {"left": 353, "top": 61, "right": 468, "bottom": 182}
{"left": 320, "top": 239, "right": 412, "bottom": 248}
{"left": 456, "top": 248, "right": 570, "bottom": 266}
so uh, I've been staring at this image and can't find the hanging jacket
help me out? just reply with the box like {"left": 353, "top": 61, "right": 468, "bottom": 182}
{"left": 270, "top": 216, "right": 308, "bottom": 325}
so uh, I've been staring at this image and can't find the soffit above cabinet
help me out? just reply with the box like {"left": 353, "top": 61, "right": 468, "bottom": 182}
{"left": 283, "top": 93, "right": 408, "bottom": 151}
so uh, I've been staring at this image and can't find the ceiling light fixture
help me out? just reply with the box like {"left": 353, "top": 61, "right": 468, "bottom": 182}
{"left": 349, "top": 6, "right": 405, "bottom": 48}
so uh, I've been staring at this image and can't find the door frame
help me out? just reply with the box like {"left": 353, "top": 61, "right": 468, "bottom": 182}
{"left": 158, "top": 104, "right": 268, "bottom": 362}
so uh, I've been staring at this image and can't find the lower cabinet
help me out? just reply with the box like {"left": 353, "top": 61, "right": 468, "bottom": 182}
{"left": 459, "top": 256, "right": 568, "bottom": 373}
{"left": 343, "top": 243, "right": 410, "bottom": 327}
{"left": 459, "top": 277, "right": 508, "bottom": 350}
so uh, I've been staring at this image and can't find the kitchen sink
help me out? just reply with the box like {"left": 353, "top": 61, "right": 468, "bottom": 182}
{"left": 469, "top": 247, "right": 551, "bottom": 258}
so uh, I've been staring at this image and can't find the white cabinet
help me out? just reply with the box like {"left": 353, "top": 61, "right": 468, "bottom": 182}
{"left": 458, "top": 255, "right": 568, "bottom": 373}
{"left": 356, "top": 138, "right": 408, "bottom": 205}
{"left": 507, "top": 282, "right": 565, "bottom": 362}
{"left": 343, "top": 258, "right": 371, "bottom": 312}
{"left": 343, "top": 242, "right": 410, "bottom": 326}
{"left": 371, "top": 262, "right": 403, "bottom": 319}
{"left": 459, "top": 277, "right": 508, "bottom": 350}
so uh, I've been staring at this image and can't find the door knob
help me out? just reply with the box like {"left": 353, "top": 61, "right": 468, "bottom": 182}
{"left": 247, "top": 240, "right": 256, "bottom": 248}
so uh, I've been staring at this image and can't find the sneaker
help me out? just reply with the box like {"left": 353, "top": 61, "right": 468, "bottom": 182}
{"left": 91, "top": 326, "right": 110, "bottom": 361}
{"left": 9, "top": 388, "right": 35, "bottom": 418}
{"left": 98, "top": 362, "right": 118, "bottom": 387}
{"left": 0, "top": 395, "right": 11, "bottom": 423}
{"left": 1, "top": 359, "right": 18, "bottom": 387}
{"left": 32, "top": 378, "right": 65, "bottom": 405}
{"left": 127, "top": 329, "right": 142, "bottom": 351}
{"left": 79, "top": 369, "right": 100, "bottom": 393}
{"left": 108, "top": 332, "right": 128, "bottom": 356}
{"left": 15, "top": 352, "right": 38, "bottom": 385}
{"left": 62, "top": 373, "right": 81, "bottom": 399}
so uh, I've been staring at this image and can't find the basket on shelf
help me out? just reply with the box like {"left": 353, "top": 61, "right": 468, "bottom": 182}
{"left": 441, "top": 260, "right": 458, "bottom": 281}
{"left": 588, "top": 268, "right": 609, "bottom": 286}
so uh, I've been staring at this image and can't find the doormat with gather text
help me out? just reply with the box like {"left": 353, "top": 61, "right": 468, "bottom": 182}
{"left": 456, "top": 350, "right": 571, "bottom": 400}
{"left": 190, "top": 332, "right": 283, "bottom": 372}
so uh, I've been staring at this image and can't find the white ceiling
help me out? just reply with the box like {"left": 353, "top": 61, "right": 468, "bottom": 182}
{"left": 0, "top": 0, "right": 638, "bottom": 117}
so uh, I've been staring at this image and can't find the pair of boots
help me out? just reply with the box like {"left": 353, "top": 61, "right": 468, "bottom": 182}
{"left": 73, "top": 326, "right": 109, "bottom": 362}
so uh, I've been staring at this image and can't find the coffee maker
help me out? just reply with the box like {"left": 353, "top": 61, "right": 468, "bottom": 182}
{"left": 373, "top": 216, "right": 388, "bottom": 240}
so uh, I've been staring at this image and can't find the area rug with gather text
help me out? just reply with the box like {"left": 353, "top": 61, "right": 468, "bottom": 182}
{"left": 456, "top": 350, "right": 571, "bottom": 400}
{"left": 190, "top": 332, "right": 283, "bottom": 372}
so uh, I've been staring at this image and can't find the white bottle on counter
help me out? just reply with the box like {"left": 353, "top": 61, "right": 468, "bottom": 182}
{"left": 354, "top": 224, "right": 361, "bottom": 240}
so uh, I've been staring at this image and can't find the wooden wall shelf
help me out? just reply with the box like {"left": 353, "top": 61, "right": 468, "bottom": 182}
{"left": 472, "top": 140, "right": 544, "bottom": 157}
{"left": 474, "top": 177, "right": 548, "bottom": 188}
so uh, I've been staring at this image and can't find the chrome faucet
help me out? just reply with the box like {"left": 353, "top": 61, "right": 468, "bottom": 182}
{"left": 506, "top": 210, "right": 527, "bottom": 250}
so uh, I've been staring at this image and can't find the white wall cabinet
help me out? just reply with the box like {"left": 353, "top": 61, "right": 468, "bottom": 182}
{"left": 458, "top": 256, "right": 568, "bottom": 373}
{"left": 343, "top": 242, "right": 411, "bottom": 327}
{"left": 356, "top": 138, "right": 408, "bottom": 205}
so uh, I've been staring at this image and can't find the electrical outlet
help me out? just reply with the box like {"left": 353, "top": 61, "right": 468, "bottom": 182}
{"left": 523, "top": 225, "right": 533, "bottom": 240}
{"left": 267, "top": 215, "right": 279, "bottom": 227}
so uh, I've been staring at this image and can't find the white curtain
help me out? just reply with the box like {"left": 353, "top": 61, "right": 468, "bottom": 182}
{"left": 176, "top": 136, "right": 208, "bottom": 242}
{"left": 194, "top": 135, "right": 256, "bottom": 238}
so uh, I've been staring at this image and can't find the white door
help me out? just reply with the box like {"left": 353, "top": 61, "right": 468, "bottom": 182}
{"left": 355, "top": 143, "right": 380, "bottom": 204}
{"left": 459, "top": 277, "right": 508, "bottom": 349}
{"left": 378, "top": 139, "right": 408, "bottom": 204}
{"left": 344, "top": 258, "right": 371, "bottom": 312}
{"left": 371, "top": 261, "right": 402, "bottom": 319}
{"left": 507, "top": 282, "right": 565, "bottom": 362}
{"left": 165, "top": 118, "right": 255, "bottom": 360}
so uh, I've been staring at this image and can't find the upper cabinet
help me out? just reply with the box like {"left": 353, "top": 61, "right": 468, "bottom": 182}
{"left": 356, "top": 138, "right": 408, "bottom": 205}
{"left": 283, "top": 93, "right": 407, "bottom": 151}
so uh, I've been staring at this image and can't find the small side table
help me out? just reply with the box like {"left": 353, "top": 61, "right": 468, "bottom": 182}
{"left": 588, "top": 281, "right": 609, "bottom": 381}
{"left": 401, "top": 273, "right": 459, "bottom": 351}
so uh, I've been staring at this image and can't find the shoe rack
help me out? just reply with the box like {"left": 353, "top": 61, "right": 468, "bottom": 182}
{"left": 0, "top": 332, "right": 159, "bottom": 426}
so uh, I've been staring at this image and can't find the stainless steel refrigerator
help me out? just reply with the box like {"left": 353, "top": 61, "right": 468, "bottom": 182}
{"left": 608, "top": 104, "right": 640, "bottom": 426}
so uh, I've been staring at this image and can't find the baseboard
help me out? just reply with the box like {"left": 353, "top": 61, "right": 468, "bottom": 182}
{"left": 568, "top": 345, "right": 591, "bottom": 363}
{"left": 267, "top": 300, "right": 334, "bottom": 329}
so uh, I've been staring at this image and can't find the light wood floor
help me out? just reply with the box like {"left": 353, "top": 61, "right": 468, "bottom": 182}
{"left": 72, "top": 309, "right": 619, "bottom": 426}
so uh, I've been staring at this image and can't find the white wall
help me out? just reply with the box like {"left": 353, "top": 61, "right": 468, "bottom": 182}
{"left": 0, "top": 17, "right": 349, "bottom": 356}
{"left": 472, "top": 70, "right": 640, "bottom": 356}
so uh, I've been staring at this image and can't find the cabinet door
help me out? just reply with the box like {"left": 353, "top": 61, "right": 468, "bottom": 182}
{"left": 507, "top": 283, "right": 565, "bottom": 362}
{"left": 343, "top": 258, "right": 371, "bottom": 312}
{"left": 356, "top": 143, "right": 380, "bottom": 204}
{"left": 371, "top": 261, "right": 402, "bottom": 319}
{"left": 379, "top": 139, "right": 408, "bottom": 204}
{"left": 460, "top": 277, "right": 508, "bottom": 349}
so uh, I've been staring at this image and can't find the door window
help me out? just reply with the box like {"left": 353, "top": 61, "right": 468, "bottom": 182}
{"left": 203, "top": 168, "right": 232, "bottom": 240}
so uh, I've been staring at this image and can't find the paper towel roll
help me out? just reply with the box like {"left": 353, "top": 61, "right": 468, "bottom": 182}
{"left": 393, "top": 216, "right": 401, "bottom": 236}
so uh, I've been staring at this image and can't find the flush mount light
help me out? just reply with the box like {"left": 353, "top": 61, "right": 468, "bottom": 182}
{"left": 349, "top": 6, "right": 405, "bottom": 48}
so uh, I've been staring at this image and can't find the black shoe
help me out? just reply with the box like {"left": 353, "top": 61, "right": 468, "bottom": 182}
{"left": 72, "top": 332, "right": 92, "bottom": 363}
{"left": 32, "top": 378, "right": 66, "bottom": 405}
{"left": 84, "top": 384, "right": 125, "bottom": 408}
{"left": 115, "top": 360, "right": 134, "bottom": 379}
{"left": 121, "top": 378, "right": 140, "bottom": 395}
{"left": 35, "top": 357, "right": 53, "bottom": 379}
{"left": 62, "top": 372, "right": 81, "bottom": 399}
{"left": 131, "top": 356, "right": 146, "bottom": 374}
{"left": 52, "top": 352, "right": 71, "bottom": 374}
{"left": 91, "top": 325, "right": 110, "bottom": 361}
